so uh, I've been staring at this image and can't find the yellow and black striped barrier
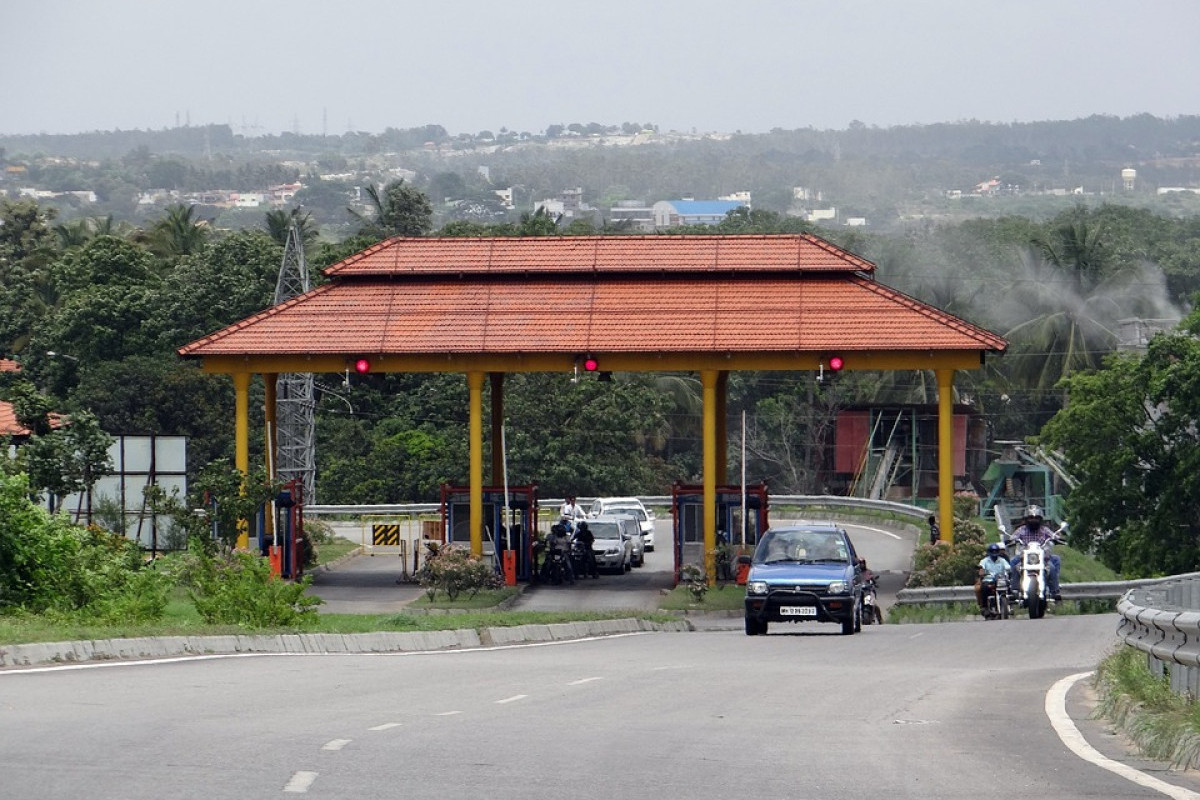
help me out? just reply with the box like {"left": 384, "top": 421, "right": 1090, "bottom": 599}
{"left": 372, "top": 523, "right": 401, "bottom": 547}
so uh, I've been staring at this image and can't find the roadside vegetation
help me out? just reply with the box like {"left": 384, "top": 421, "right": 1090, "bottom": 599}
{"left": 1094, "top": 646, "right": 1200, "bottom": 768}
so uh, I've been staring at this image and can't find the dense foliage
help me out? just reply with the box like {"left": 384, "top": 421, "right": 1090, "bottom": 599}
{"left": 0, "top": 472, "right": 171, "bottom": 621}
{"left": 4, "top": 118, "right": 1200, "bottom": 576}
{"left": 1042, "top": 310, "right": 1200, "bottom": 577}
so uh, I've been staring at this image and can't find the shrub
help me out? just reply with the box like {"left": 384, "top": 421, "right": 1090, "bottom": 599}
{"left": 681, "top": 563, "right": 708, "bottom": 602}
{"left": 0, "top": 474, "right": 171, "bottom": 621}
{"left": 415, "top": 544, "right": 502, "bottom": 600}
{"left": 167, "top": 537, "right": 322, "bottom": 627}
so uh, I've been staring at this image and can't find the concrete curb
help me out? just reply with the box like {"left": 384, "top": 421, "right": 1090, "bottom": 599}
{"left": 0, "top": 618, "right": 695, "bottom": 669}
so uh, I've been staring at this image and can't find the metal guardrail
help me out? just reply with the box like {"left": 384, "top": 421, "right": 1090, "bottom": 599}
{"left": 1116, "top": 573, "right": 1200, "bottom": 695}
{"left": 896, "top": 580, "right": 1143, "bottom": 605}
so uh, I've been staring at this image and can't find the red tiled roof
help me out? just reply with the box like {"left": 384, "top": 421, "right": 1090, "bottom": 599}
{"left": 324, "top": 234, "right": 876, "bottom": 278}
{"left": 180, "top": 235, "right": 1005, "bottom": 361}
{"left": 0, "top": 401, "right": 29, "bottom": 436}
{"left": 0, "top": 359, "right": 19, "bottom": 372}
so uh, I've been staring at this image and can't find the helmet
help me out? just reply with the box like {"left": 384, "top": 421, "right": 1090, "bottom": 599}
{"left": 1025, "top": 504, "right": 1043, "bottom": 521}
{"left": 986, "top": 543, "right": 1001, "bottom": 555}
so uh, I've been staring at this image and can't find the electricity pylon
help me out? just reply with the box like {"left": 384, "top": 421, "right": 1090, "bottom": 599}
{"left": 273, "top": 222, "right": 316, "bottom": 503}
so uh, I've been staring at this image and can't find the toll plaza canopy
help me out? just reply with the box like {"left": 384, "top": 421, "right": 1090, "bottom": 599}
{"left": 179, "top": 234, "right": 1007, "bottom": 568}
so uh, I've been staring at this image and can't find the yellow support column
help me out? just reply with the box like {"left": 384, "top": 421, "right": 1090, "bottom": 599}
{"left": 233, "top": 372, "right": 251, "bottom": 549}
{"left": 936, "top": 369, "right": 956, "bottom": 544}
{"left": 468, "top": 371, "right": 484, "bottom": 557}
{"left": 702, "top": 370, "right": 719, "bottom": 583}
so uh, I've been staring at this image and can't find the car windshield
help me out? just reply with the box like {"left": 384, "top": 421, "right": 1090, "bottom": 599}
{"left": 609, "top": 506, "right": 647, "bottom": 520}
{"left": 589, "top": 522, "right": 622, "bottom": 540}
{"left": 754, "top": 531, "right": 848, "bottom": 564}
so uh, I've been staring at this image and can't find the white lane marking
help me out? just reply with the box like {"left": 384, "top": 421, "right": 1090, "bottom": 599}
{"left": 1047, "top": 672, "right": 1200, "bottom": 799}
{"left": 0, "top": 631, "right": 658, "bottom": 676}
{"left": 495, "top": 694, "right": 528, "bottom": 704}
{"left": 283, "top": 771, "right": 318, "bottom": 793}
{"left": 369, "top": 723, "right": 402, "bottom": 731}
{"left": 568, "top": 677, "right": 603, "bottom": 685}
{"left": 435, "top": 710, "right": 462, "bottom": 716}
{"left": 846, "top": 524, "right": 902, "bottom": 540}
{"left": 322, "top": 739, "right": 352, "bottom": 751}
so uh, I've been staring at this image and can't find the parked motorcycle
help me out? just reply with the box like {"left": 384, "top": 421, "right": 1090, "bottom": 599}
{"left": 861, "top": 576, "right": 884, "bottom": 625}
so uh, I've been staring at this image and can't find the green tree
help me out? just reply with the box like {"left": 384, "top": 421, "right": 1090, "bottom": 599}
{"left": 1041, "top": 320, "right": 1200, "bottom": 577}
{"left": 0, "top": 200, "right": 61, "bottom": 353}
{"left": 264, "top": 207, "right": 318, "bottom": 249}
{"left": 144, "top": 203, "right": 210, "bottom": 259}
{"left": 348, "top": 180, "right": 433, "bottom": 240}
{"left": 150, "top": 229, "right": 281, "bottom": 349}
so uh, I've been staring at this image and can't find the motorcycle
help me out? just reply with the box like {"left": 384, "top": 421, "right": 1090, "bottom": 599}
{"left": 980, "top": 570, "right": 1010, "bottom": 620}
{"left": 861, "top": 576, "right": 884, "bottom": 625}
{"left": 996, "top": 508, "right": 1066, "bottom": 620}
{"left": 540, "top": 527, "right": 575, "bottom": 586}
{"left": 542, "top": 544, "right": 573, "bottom": 585}
{"left": 570, "top": 536, "right": 594, "bottom": 579}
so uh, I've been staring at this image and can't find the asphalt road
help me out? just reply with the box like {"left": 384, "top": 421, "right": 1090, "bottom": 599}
{"left": 3, "top": 614, "right": 1195, "bottom": 800}
{"left": 312, "top": 517, "right": 916, "bottom": 619}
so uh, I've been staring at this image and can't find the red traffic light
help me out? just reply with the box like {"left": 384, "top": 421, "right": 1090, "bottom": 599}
{"left": 583, "top": 357, "right": 599, "bottom": 372}
{"left": 828, "top": 356, "right": 845, "bottom": 372}
{"left": 354, "top": 358, "right": 371, "bottom": 374}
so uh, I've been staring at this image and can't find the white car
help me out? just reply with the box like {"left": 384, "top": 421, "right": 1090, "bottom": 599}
{"left": 587, "top": 516, "right": 634, "bottom": 573}
{"left": 589, "top": 497, "right": 655, "bottom": 550}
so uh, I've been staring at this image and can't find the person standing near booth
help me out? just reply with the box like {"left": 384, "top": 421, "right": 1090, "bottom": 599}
{"left": 560, "top": 495, "right": 584, "bottom": 532}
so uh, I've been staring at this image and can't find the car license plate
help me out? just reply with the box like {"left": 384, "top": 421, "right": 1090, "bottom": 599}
{"left": 779, "top": 606, "right": 817, "bottom": 616}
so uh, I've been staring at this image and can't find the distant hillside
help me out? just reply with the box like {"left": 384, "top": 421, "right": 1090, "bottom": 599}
{"left": 3, "top": 114, "right": 1199, "bottom": 235}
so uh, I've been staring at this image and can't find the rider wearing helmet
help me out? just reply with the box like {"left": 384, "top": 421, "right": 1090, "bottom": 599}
{"left": 1009, "top": 505, "right": 1062, "bottom": 600}
{"left": 975, "top": 542, "right": 1010, "bottom": 615}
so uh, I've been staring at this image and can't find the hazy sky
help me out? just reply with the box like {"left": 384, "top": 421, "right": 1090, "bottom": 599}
{"left": 5, "top": 1, "right": 1199, "bottom": 137}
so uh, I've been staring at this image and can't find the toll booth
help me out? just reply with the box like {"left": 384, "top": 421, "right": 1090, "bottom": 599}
{"left": 257, "top": 479, "right": 304, "bottom": 579}
{"left": 439, "top": 484, "right": 539, "bottom": 581}
{"left": 671, "top": 482, "right": 770, "bottom": 581}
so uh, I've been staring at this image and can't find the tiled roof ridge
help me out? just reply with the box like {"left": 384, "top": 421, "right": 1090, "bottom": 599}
{"left": 851, "top": 276, "right": 1007, "bottom": 350}
{"left": 322, "top": 233, "right": 875, "bottom": 277}
{"left": 177, "top": 282, "right": 339, "bottom": 356}
{"left": 798, "top": 233, "right": 875, "bottom": 273}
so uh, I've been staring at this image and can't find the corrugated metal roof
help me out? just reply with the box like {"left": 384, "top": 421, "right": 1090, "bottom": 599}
{"left": 665, "top": 200, "right": 746, "bottom": 215}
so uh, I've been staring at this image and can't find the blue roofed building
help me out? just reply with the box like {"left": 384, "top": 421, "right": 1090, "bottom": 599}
{"left": 652, "top": 198, "right": 748, "bottom": 229}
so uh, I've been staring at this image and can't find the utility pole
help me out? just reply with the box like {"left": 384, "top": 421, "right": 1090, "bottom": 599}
{"left": 273, "top": 221, "right": 316, "bottom": 503}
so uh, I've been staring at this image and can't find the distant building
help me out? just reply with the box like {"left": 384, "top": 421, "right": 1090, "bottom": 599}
{"left": 652, "top": 199, "right": 747, "bottom": 228}
{"left": 608, "top": 201, "right": 655, "bottom": 232}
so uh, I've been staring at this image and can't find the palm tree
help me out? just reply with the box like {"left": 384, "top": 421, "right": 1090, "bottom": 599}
{"left": 52, "top": 219, "right": 93, "bottom": 250}
{"left": 146, "top": 204, "right": 209, "bottom": 258}
{"left": 347, "top": 180, "right": 432, "bottom": 240}
{"left": 1001, "top": 216, "right": 1131, "bottom": 398}
{"left": 265, "top": 208, "right": 318, "bottom": 248}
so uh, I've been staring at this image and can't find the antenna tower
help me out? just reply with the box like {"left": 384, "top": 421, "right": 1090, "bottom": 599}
{"left": 273, "top": 222, "right": 316, "bottom": 503}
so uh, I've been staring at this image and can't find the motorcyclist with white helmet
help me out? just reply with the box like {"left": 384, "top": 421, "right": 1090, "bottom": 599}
{"left": 1009, "top": 505, "right": 1062, "bottom": 600}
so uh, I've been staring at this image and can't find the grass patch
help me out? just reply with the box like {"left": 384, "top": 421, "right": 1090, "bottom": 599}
{"left": 312, "top": 538, "right": 360, "bottom": 565}
{"left": 1059, "top": 545, "right": 1122, "bottom": 583}
{"left": 658, "top": 582, "right": 745, "bottom": 612}
{"left": 1094, "top": 646, "right": 1200, "bottom": 768}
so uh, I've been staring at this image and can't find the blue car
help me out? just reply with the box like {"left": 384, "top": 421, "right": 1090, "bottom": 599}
{"left": 742, "top": 524, "right": 865, "bottom": 636}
